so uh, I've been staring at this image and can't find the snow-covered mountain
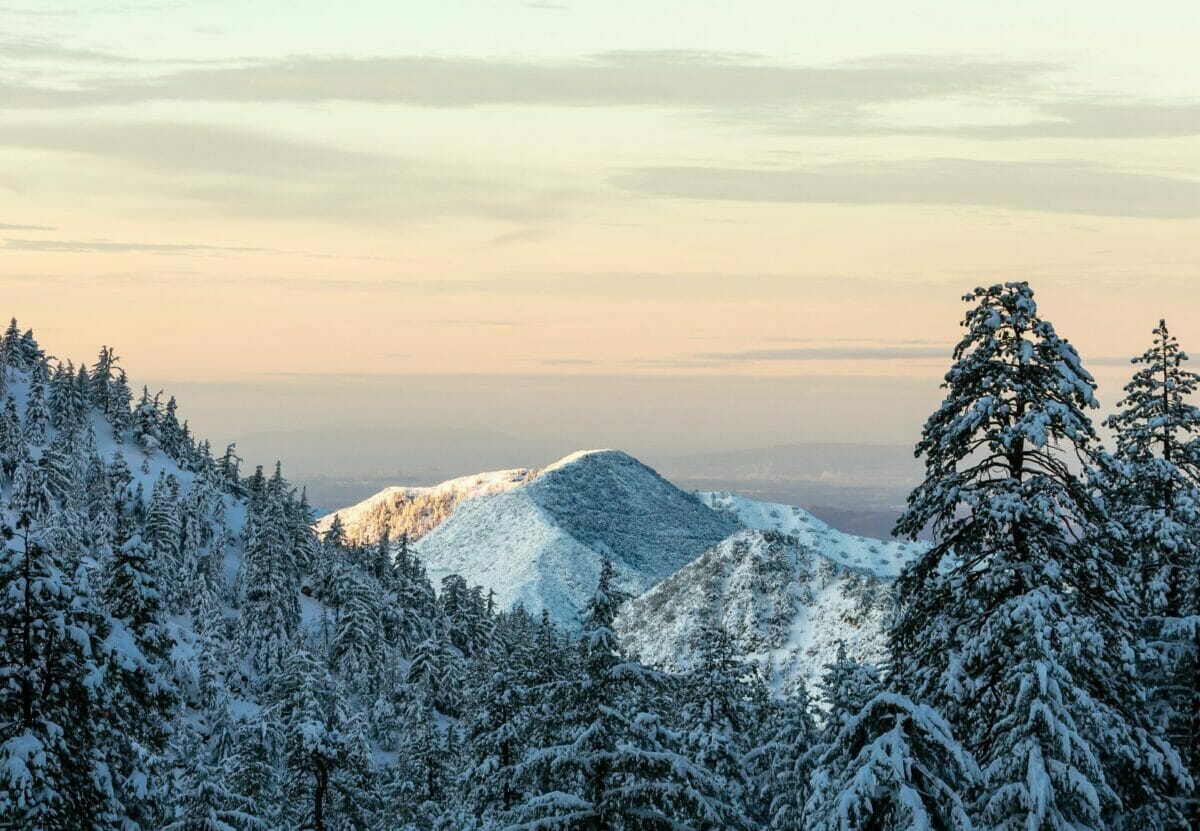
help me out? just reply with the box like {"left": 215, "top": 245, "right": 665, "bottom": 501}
{"left": 615, "top": 492, "right": 927, "bottom": 696}
{"left": 313, "top": 467, "right": 535, "bottom": 545}
{"left": 412, "top": 449, "right": 739, "bottom": 622}
{"left": 322, "top": 451, "right": 924, "bottom": 684}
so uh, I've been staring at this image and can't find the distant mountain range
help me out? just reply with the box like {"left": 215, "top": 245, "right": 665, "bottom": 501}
{"left": 320, "top": 449, "right": 926, "bottom": 691}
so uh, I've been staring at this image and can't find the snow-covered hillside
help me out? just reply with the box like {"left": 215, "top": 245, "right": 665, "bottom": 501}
{"left": 313, "top": 467, "right": 535, "bottom": 545}
{"left": 615, "top": 494, "right": 927, "bottom": 697}
{"left": 700, "top": 491, "right": 918, "bottom": 578}
{"left": 413, "top": 449, "right": 738, "bottom": 623}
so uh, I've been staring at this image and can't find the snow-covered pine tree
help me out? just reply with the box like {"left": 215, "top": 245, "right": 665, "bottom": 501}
{"left": 677, "top": 622, "right": 758, "bottom": 825}
{"left": 267, "top": 644, "right": 356, "bottom": 831}
{"left": 460, "top": 643, "right": 529, "bottom": 824}
{"left": 803, "top": 691, "right": 978, "bottom": 831}
{"left": 329, "top": 568, "right": 383, "bottom": 696}
{"left": 1, "top": 318, "right": 24, "bottom": 369}
{"left": 216, "top": 443, "right": 243, "bottom": 495}
{"left": 160, "top": 395, "right": 184, "bottom": 459}
{"left": 0, "top": 395, "right": 23, "bottom": 480}
{"left": 223, "top": 717, "right": 281, "bottom": 831}
{"left": 238, "top": 491, "right": 301, "bottom": 676}
{"left": 22, "top": 367, "right": 49, "bottom": 445}
{"left": 751, "top": 682, "right": 818, "bottom": 831}
{"left": 108, "top": 367, "right": 134, "bottom": 440}
{"left": 90, "top": 345, "right": 118, "bottom": 416}
{"left": 818, "top": 643, "right": 882, "bottom": 740}
{"left": 893, "top": 282, "right": 1187, "bottom": 828}
{"left": 133, "top": 386, "right": 162, "bottom": 471}
{"left": 0, "top": 517, "right": 116, "bottom": 826}
{"left": 1103, "top": 318, "right": 1200, "bottom": 827}
{"left": 507, "top": 558, "right": 749, "bottom": 831}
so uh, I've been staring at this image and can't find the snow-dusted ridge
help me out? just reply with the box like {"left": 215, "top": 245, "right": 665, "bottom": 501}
{"left": 616, "top": 492, "right": 928, "bottom": 697}
{"left": 699, "top": 491, "right": 922, "bottom": 578}
{"left": 313, "top": 466, "right": 536, "bottom": 545}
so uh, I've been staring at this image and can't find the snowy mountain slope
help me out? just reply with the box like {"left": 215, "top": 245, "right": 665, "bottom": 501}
{"left": 615, "top": 494, "right": 927, "bottom": 698}
{"left": 313, "top": 467, "right": 535, "bottom": 545}
{"left": 699, "top": 491, "right": 920, "bottom": 578}
{"left": 414, "top": 449, "right": 739, "bottom": 623}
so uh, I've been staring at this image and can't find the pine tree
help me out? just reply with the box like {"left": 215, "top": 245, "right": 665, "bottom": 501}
{"left": 0, "top": 515, "right": 154, "bottom": 827}
{"left": 145, "top": 473, "right": 186, "bottom": 611}
{"left": 803, "top": 692, "right": 977, "bottom": 831}
{"left": 160, "top": 396, "right": 184, "bottom": 459}
{"left": 752, "top": 684, "right": 818, "bottom": 831}
{"left": 108, "top": 368, "right": 134, "bottom": 440}
{"left": 90, "top": 345, "right": 118, "bottom": 415}
{"left": 99, "top": 534, "right": 178, "bottom": 830}
{"left": 133, "top": 386, "right": 162, "bottom": 469}
{"left": 22, "top": 369, "right": 50, "bottom": 446}
{"left": 0, "top": 396, "right": 23, "bottom": 479}
{"left": 224, "top": 717, "right": 281, "bottom": 830}
{"left": 216, "top": 444, "right": 243, "bottom": 496}
{"left": 164, "top": 754, "right": 265, "bottom": 831}
{"left": 819, "top": 643, "right": 882, "bottom": 738}
{"left": 238, "top": 494, "right": 301, "bottom": 676}
{"left": 677, "top": 622, "right": 757, "bottom": 825}
{"left": 461, "top": 648, "right": 528, "bottom": 823}
{"left": 1103, "top": 318, "right": 1200, "bottom": 827}
{"left": 268, "top": 645, "right": 364, "bottom": 831}
{"left": 893, "top": 282, "right": 1187, "bottom": 828}
{"left": 330, "top": 569, "right": 383, "bottom": 696}
{"left": 1, "top": 318, "right": 24, "bottom": 369}
{"left": 508, "top": 558, "right": 748, "bottom": 831}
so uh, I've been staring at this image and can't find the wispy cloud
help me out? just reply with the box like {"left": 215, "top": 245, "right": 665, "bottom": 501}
{"left": 2, "top": 237, "right": 390, "bottom": 261}
{"left": 0, "top": 51, "right": 1050, "bottom": 110}
{"left": 0, "top": 221, "right": 55, "bottom": 231}
{"left": 0, "top": 121, "right": 577, "bottom": 224}
{"left": 696, "top": 345, "right": 949, "bottom": 363}
{"left": 425, "top": 319, "right": 526, "bottom": 327}
{"left": 760, "top": 99, "right": 1200, "bottom": 140}
{"left": 615, "top": 158, "right": 1200, "bottom": 219}
{"left": 3, "top": 237, "right": 269, "bottom": 254}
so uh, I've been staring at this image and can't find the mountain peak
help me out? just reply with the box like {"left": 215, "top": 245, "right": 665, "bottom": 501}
{"left": 541, "top": 448, "right": 627, "bottom": 472}
{"left": 325, "top": 448, "right": 737, "bottom": 623}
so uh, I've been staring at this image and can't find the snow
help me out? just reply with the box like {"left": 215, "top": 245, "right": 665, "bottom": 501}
{"left": 698, "top": 491, "right": 921, "bottom": 578}
{"left": 413, "top": 450, "right": 737, "bottom": 624}
{"left": 313, "top": 467, "right": 535, "bottom": 544}
{"left": 618, "top": 495, "right": 930, "bottom": 698}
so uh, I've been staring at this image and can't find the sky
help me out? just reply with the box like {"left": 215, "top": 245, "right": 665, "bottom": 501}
{"left": 1, "top": 1, "right": 1199, "bottom": 488}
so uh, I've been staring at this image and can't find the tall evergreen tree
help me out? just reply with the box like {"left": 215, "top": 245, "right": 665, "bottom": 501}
{"left": 238, "top": 494, "right": 301, "bottom": 676}
{"left": 893, "top": 282, "right": 1187, "bottom": 828}
{"left": 1103, "top": 319, "right": 1200, "bottom": 827}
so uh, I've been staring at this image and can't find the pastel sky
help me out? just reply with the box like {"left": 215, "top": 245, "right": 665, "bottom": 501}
{"left": 2, "top": 1, "right": 1199, "bottom": 471}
